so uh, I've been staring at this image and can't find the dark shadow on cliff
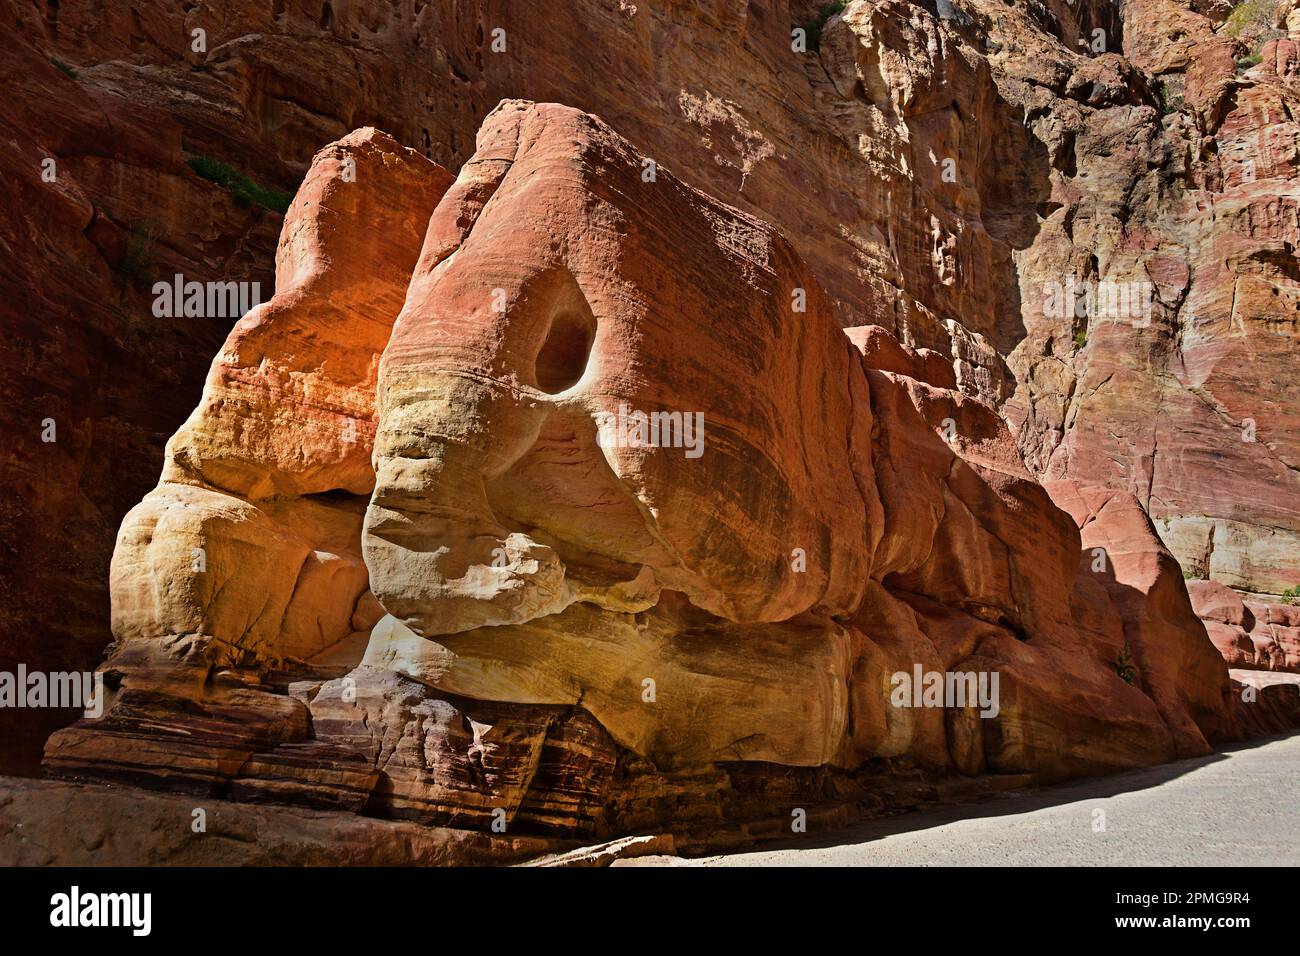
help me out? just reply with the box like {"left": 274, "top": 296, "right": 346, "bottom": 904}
{"left": 976, "top": 95, "right": 1052, "bottom": 362}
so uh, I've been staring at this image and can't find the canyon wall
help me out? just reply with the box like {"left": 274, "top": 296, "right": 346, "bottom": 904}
{"left": 41, "top": 103, "right": 1277, "bottom": 847}
{"left": 2, "top": 0, "right": 1298, "bottom": 806}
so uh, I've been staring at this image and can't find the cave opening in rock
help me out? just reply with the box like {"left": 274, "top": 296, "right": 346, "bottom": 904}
{"left": 534, "top": 309, "right": 595, "bottom": 393}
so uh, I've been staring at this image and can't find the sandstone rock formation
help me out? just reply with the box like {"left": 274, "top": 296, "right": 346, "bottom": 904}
{"left": 995, "top": 0, "right": 1300, "bottom": 599}
{"left": 110, "top": 126, "right": 451, "bottom": 668}
{"left": 8, "top": 0, "right": 1300, "bottom": 779}
{"left": 1044, "top": 481, "right": 1239, "bottom": 752}
{"left": 1188, "top": 579, "right": 1300, "bottom": 671}
{"left": 4, "top": 0, "right": 1299, "bottom": 862}
{"left": 40, "top": 101, "right": 1275, "bottom": 856}
{"left": 0, "top": 777, "right": 566, "bottom": 866}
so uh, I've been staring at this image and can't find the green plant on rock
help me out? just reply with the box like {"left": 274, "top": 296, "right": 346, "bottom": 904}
{"left": 185, "top": 153, "right": 293, "bottom": 214}
{"left": 1114, "top": 640, "right": 1138, "bottom": 685}
{"left": 51, "top": 58, "right": 78, "bottom": 79}
{"left": 1224, "top": 0, "right": 1277, "bottom": 38}
{"left": 1155, "top": 79, "right": 1185, "bottom": 115}
{"left": 1282, "top": 585, "right": 1300, "bottom": 606}
{"left": 797, "top": 1, "right": 848, "bottom": 52}
{"left": 110, "top": 222, "right": 157, "bottom": 289}
{"left": 1224, "top": 0, "right": 1285, "bottom": 67}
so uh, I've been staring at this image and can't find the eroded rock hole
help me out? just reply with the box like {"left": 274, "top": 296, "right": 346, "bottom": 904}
{"left": 534, "top": 310, "right": 595, "bottom": 393}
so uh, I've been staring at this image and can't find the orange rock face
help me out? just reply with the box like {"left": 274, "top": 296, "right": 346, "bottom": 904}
{"left": 1045, "top": 482, "right": 1238, "bottom": 755}
{"left": 110, "top": 127, "right": 452, "bottom": 666}
{"left": 1188, "top": 580, "right": 1300, "bottom": 673}
{"left": 4, "top": 0, "right": 1299, "bottom": 852}
{"left": 42, "top": 102, "right": 1271, "bottom": 850}
{"left": 368, "top": 101, "right": 875, "bottom": 636}
{"left": 1001, "top": 0, "right": 1300, "bottom": 599}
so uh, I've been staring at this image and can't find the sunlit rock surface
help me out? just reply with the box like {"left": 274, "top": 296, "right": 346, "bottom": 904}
{"left": 44, "top": 103, "right": 1275, "bottom": 853}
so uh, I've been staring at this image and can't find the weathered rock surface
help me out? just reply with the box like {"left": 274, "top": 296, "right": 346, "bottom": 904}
{"left": 1230, "top": 670, "right": 1300, "bottom": 735}
{"left": 1045, "top": 481, "right": 1238, "bottom": 755}
{"left": 4, "top": 0, "right": 1299, "bottom": 861}
{"left": 0, "top": 0, "right": 280, "bottom": 769}
{"left": 1189, "top": 579, "right": 1300, "bottom": 671}
{"left": 108, "top": 127, "right": 451, "bottom": 671}
{"left": 8, "top": 0, "right": 1300, "bottom": 779}
{"left": 995, "top": 0, "right": 1300, "bottom": 598}
{"left": 0, "top": 776, "right": 565, "bottom": 866}
{"left": 43, "top": 102, "right": 1278, "bottom": 861}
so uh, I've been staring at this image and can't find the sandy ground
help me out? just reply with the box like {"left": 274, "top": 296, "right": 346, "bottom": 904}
{"left": 621, "top": 731, "right": 1300, "bottom": 866}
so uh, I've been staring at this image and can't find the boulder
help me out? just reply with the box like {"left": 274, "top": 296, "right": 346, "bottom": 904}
{"left": 108, "top": 128, "right": 452, "bottom": 667}
{"left": 42, "top": 102, "right": 1282, "bottom": 847}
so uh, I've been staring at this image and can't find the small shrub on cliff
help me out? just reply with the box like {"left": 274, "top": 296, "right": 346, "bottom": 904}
{"left": 1224, "top": 0, "right": 1278, "bottom": 38}
{"left": 1155, "top": 80, "right": 1185, "bottom": 115}
{"left": 1224, "top": 0, "right": 1285, "bottom": 65}
{"left": 797, "top": 1, "right": 848, "bottom": 52}
{"left": 1073, "top": 326, "right": 1088, "bottom": 349}
{"left": 1114, "top": 641, "right": 1138, "bottom": 685}
{"left": 110, "top": 223, "right": 157, "bottom": 290}
{"left": 1282, "top": 585, "right": 1300, "bottom": 606}
{"left": 185, "top": 153, "right": 292, "bottom": 214}
{"left": 51, "top": 58, "right": 78, "bottom": 80}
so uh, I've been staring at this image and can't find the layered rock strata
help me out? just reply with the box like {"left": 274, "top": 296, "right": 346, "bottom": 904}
{"left": 9, "top": 0, "right": 1300, "bottom": 775}
{"left": 44, "top": 103, "right": 1283, "bottom": 851}
{"left": 1188, "top": 579, "right": 1300, "bottom": 672}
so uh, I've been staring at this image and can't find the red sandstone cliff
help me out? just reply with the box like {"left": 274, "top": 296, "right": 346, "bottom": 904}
{"left": 1, "top": 0, "right": 1297, "bottom": 851}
